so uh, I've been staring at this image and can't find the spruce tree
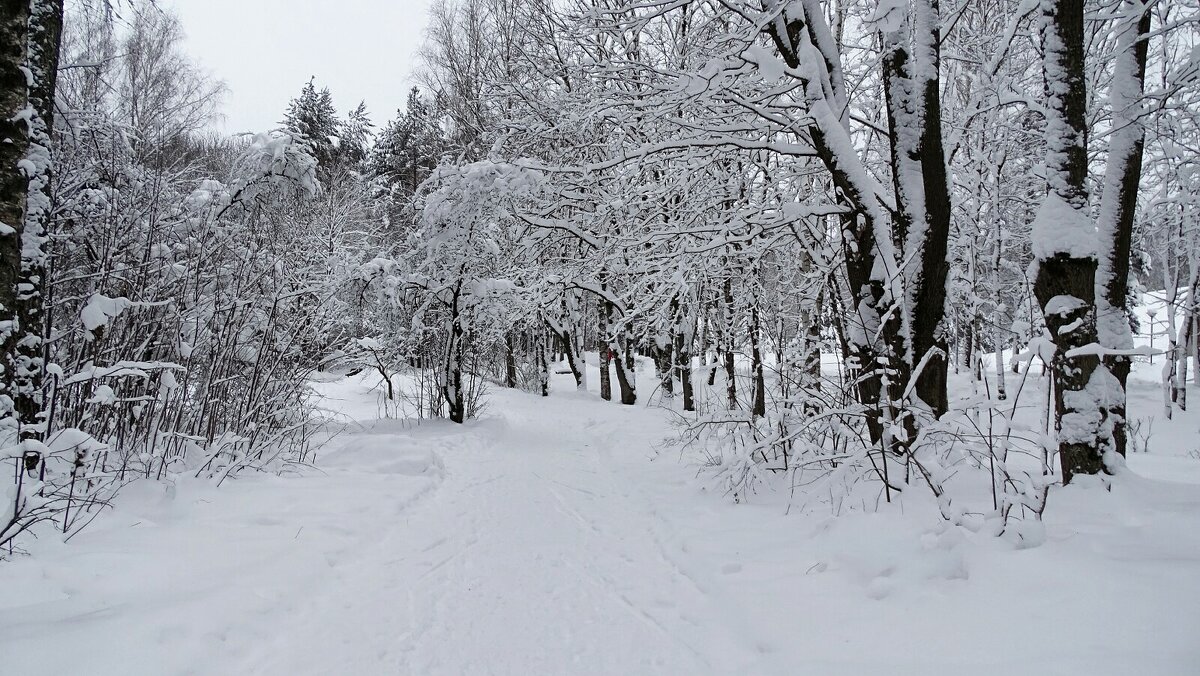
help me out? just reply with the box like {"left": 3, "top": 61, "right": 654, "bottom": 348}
{"left": 283, "top": 78, "right": 341, "bottom": 175}
{"left": 340, "top": 101, "right": 374, "bottom": 169}
{"left": 369, "top": 88, "right": 442, "bottom": 196}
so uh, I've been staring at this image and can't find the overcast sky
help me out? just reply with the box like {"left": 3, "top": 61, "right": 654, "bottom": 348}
{"left": 160, "top": 0, "right": 432, "bottom": 134}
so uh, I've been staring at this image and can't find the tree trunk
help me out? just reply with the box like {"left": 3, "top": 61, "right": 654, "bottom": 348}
{"left": 802, "top": 314, "right": 822, "bottom": 405}
{"left": 655, "top": 335, "right": 674, "bottom": 398}
{"left": 672, "top": 295, "right": 695, "bottom": 412}
{"left": 548, "top": 321, "right": 585, "bottom": 390}
{"left": 443, "top": 286, "right": 466, "bottom": 424}
{"left": 538, "top": 329, "right": 549, "bottom": 397}
{"left": 1176, "top": 320, "right": 1188, "bottom": 411}
{"left": 505, "top": 330, "right": 517, "bottom": 388}
{"left": 961, "top": 322, "right": 974, "bottom": 372}
{"left": 571, "top": 324, "right": 587, "bottom": 391}
{"left": 1095, "top": 0, "right": 1152, "bottom": 459}
{"left": 993, "top": 169, "right": 1008, "bottom": 401}
{"left": 1033, "top": 0, "right": 1107, "bottom": 483}
{"left": 880, "top": 0, "right": 952, "bottom": 420}
{"left": 623, "top": 322, "right": 636, "bottom": 392}
{"left": 764, "top": 8, "right": 899, "bottom": 448}
{"left": 599, "top": 301, "right": 612, "bottom": 401}
{"left": 722, "top": 276, "right": 736, "bottom": 410}
{"left": 610, "top": 315, "right": 636, "bottom": 405}
{"left": 750, "top": 303, "right": 765, "bottom": 417}
{"left": 994, "top": 342, "right": 1007, "bottom": 401}
{"left": 1, "top": 0, "right": 63, "bottom": 474}
{"left": 702, "top": 306, "right": 716, "bottom": 387}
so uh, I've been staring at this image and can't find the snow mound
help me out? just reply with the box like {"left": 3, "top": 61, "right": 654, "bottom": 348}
{"left": 809, "top": 514, "right": 970, "bottom": 600}
{"left": 377, "top": 448, "right": 444, "bottom": 477}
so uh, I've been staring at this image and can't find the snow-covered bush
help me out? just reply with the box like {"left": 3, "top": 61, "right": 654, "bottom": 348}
{"left": 356, "top": 161, "right": 541, "bottom": 423}
{"left": 3, "top": 4, "right": 379, "bottom": 553}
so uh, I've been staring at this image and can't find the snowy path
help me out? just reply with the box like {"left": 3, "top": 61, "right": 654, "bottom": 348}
{"left": 237, "top": 407, "right": 758, "bottom": 675}
{"left": 3, "top": 371, "right": 1200, "bottom": 675}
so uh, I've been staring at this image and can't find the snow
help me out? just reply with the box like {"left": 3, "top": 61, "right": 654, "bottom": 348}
{"left": 743, "top": 45, "right": 786, "bottom": 81}
{"left": 869, "top": 0, "right": 907, "bottom": 35}
{"left": 2, "top": 355, "right": 1199, "bottom": 675}
{"left": 80, "top": 293, "right": 134, "bottom": 335}
{"left": 62, "top": 361, "right": 184, "bottom": 386}
{"left": 1031, "top": 193, "right": 1098, "bottom": 259}
{"left": 355, "top": 336, "right": 383, "bottom": 351}
{"left": 19, "top": 0, "right": 1200, "bottom": 670}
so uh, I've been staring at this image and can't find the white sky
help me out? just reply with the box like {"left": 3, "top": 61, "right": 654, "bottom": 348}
{"left": 161, "top": 0, "right": 432, "bottom": 134}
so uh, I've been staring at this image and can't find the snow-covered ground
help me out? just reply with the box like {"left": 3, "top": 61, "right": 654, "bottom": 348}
{"left": 2, "top": 350, "right": 1200, "bottom": 674}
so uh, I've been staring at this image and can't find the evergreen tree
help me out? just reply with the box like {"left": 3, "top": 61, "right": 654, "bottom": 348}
{"left": 283, "top": 78, "right": 341, "bottom": 174}
{"left": 369, "top": 87, "right": 442, "bottom": 196}
{"left": 340, "top": 101, "right": 374, "bottom": 169}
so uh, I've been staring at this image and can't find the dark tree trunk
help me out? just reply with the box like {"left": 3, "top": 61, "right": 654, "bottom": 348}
{"left": 767, "top": 4, "right": 953, "bottom": 454}
{"left": 677, "top": 334, "right": 694, "bottom": 411}
{"left": 672, "top": 296, "right": 695, "bottom": 411}
{"left": 537, "top": 329, "right": 549, "bottom": 397}
{"left": 1096, "top": 0, "right": 1153, "bottom": 458}
{"left": 908, "top": 48, "right": 951, "bottom": 420}
{"left": 655, "top": 337, "right": 674, "bottom": 398}
{"left": 722, "top": 276, "right": 736, "bottom": 410}
{"left": 610, "top": 315, "right": 636, "bottom": 405}
{"left": 880, "top": 0, "right": 952, "bottom": 421}
{"left": 505, "top": 330, "right": 518, "bottom": 388}
{"left": 1034, "top": 0, "right": 1106, "bottom": 483}
{"left": 443, "top": 285, "right": 466, "bottom": 424}
{"left": 961, "top": 321, "right": 974, "bottom": 371}
{"left": 624, "top": 323, "right": 635, "bottom": 373}
{"left": 1, "top": 0, "right": 63, "bottom": 473}
{"left": 703, "top": 306, "right": 717, "bottom": 387}
{"left": 1174, "top": 318, "right": 1187, "bottom": 410}
{"left": 765, "top": 11, "right": 895, "bottom": 446}
{"left": 0, "top": 4, "right": 29, "bottom": 367}
{"left": 613, "top": 357, "right": 636, "bottom": 405}
{"left": 798, "top": 265, "right": 822, "bottom": 409}
{"left": 547, "top": 321, "right": 585, "bottom": 390}
{"left": 599, "top": 301, "right": 612, "bottom": 401}
{"left": 750, "top": 304, "right": 766, "bottom": 417}
{"left": 802, "top": 308, "right": 822, "bottom": 410}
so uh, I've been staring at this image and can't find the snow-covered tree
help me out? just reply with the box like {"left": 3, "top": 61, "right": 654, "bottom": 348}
{"left": 283, "top": 78, "right": 342, "bottom": 174}
{"left": 0, "top": 0, "right": 64, "bottom": 547}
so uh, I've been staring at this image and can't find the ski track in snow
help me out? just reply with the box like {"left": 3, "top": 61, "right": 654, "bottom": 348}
{"left": 3, "top": 366, "right": 1200, "bottom": 675}
{"left": 235, "top": 405, "right": 757, "bottom": 675}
